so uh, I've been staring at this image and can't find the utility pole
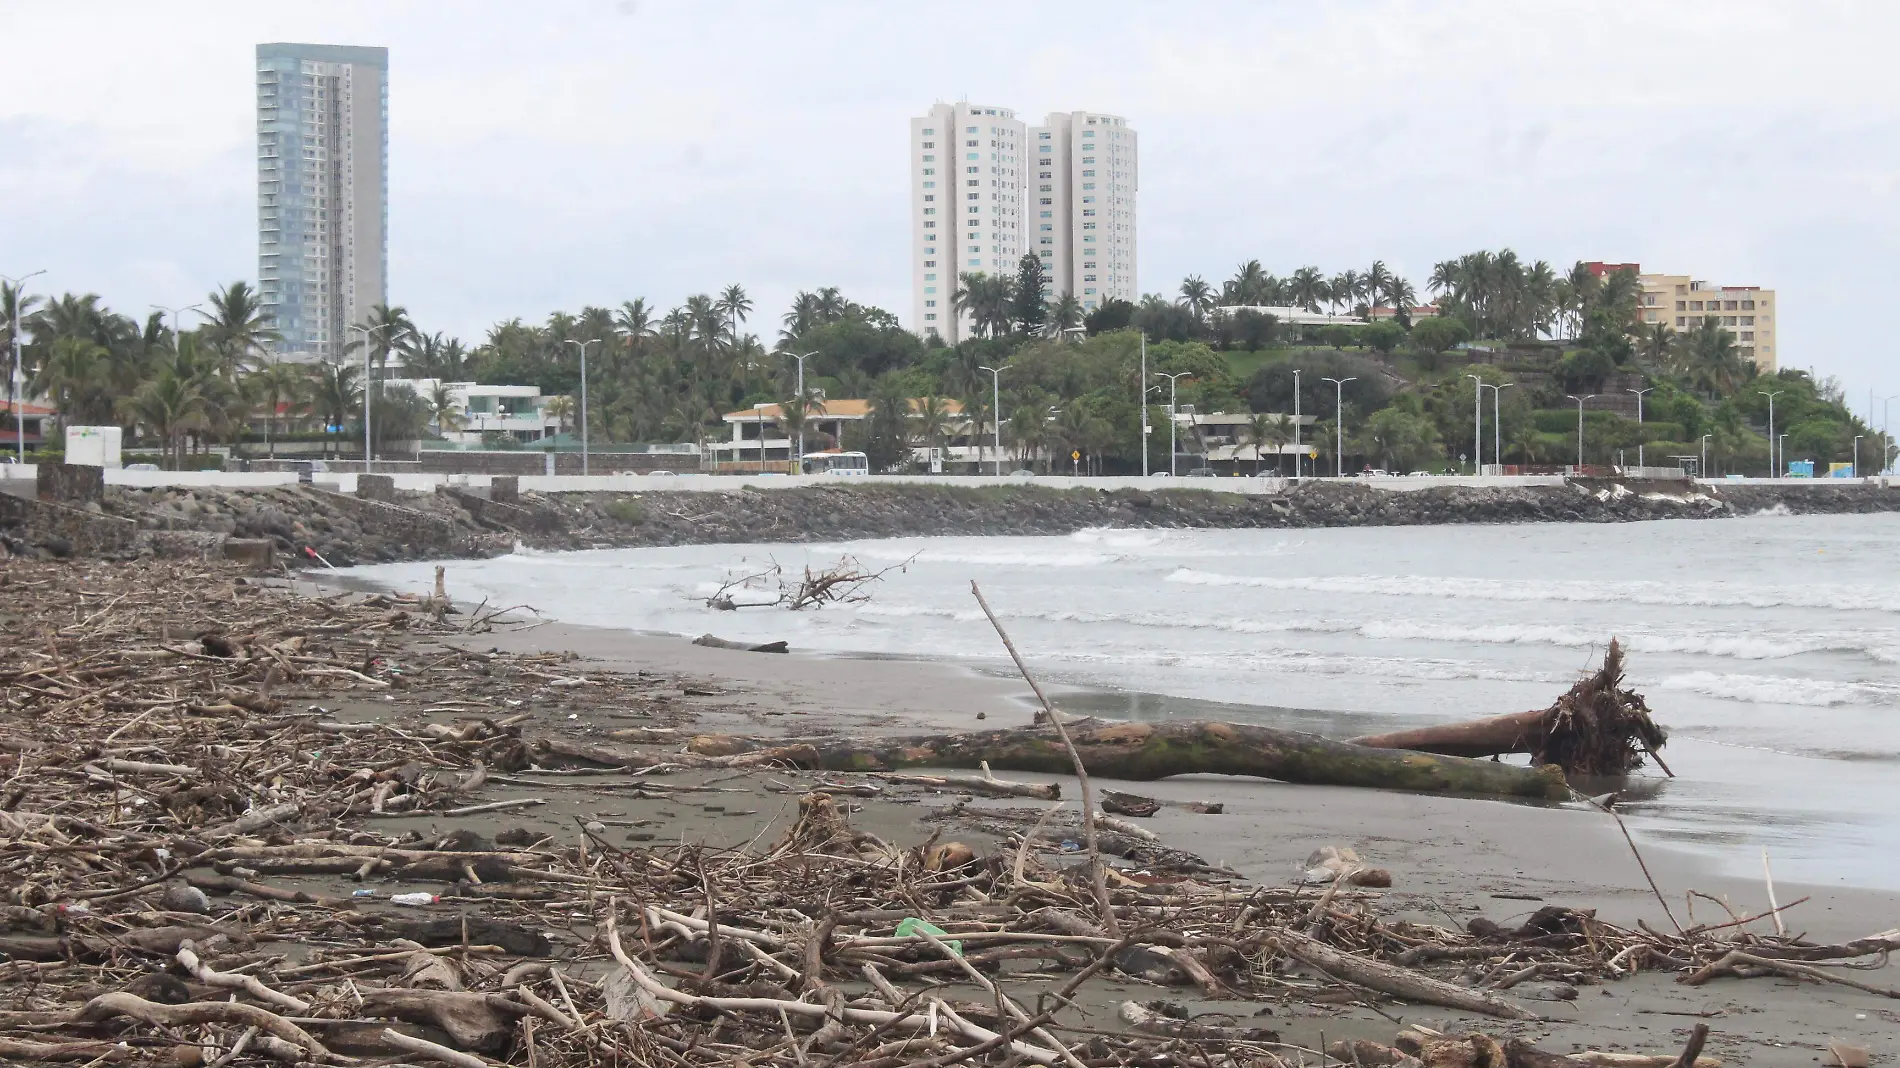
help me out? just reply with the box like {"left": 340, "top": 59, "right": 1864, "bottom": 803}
{"left": 1154, "top": 372, "right": 1190, "bottom": 476}
{"left": 979, "top": 364, "right": 1006, "bottom": 476}
{"left": 3, "top": 269, "right": 46, "bottom": 463}
{"left": 1486, "top": 383, "right": 1515, "bottom": 471}
{"left": 1322, "top": 376, "right": 1355, "bottom": 476}
{"left": 1465, "top": 374, "right": 1484, "bottom": 473}
{"left": 1139, "top": 333, "right": 1149, "bottom": 477}
{"left": 1566, "top": 394, "right": 1595, "bottom": 469}
{"left": 1700, "top": 433, "right": 1711, "bottom": 479}
{"left": 563, "top": 339, "right": 601, "bottom": 475}
{"left": 1854, "top": 435, "right": 1863, "bottom": 478}
{"left": 346, "top": 323, "right": 410, "bottom": 474}
{"left": 1758, "top": 389, "right": 1784, "bottom": 478}
{"left": 1628, "top": 386, "right": 1653, "bottom": 467}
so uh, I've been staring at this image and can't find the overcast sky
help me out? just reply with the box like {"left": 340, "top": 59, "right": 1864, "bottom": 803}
{"left": 4, "top": 1, "right": 1896, "bottom": 423}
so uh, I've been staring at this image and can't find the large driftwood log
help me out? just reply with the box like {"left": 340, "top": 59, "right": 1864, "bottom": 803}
{"left": 687, "top": 719, "right": 1569, "bottom": 800}
{"left": 1351, "top": 640, "right": 1668, "bottom": 776}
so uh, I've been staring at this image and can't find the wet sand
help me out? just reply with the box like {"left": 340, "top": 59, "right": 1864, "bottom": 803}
{"left": 318, "top": 577, "right": 1900, "bottom": 1064}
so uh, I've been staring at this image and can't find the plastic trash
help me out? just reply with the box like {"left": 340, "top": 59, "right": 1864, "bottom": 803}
{"left": 895, "top": 917, "right": 961, "bottom": 956}
{"left": 389, "top": 892, "right": 437, "bottom": 907}
{"left": 351, "top": 888, "right": 377, "bottom": 898}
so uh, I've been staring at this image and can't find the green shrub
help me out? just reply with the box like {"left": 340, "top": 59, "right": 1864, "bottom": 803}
{"left": 604, "top": 498, "right": 647, "bottom": 524}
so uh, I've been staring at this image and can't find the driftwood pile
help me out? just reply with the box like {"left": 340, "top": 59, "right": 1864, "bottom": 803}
{"left": 1, "top": 561, "right": 1894, "bottom": 1068}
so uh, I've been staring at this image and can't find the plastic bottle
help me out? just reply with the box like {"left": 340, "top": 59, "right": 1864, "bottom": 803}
{"left": 389, "top": 892, "right": 437, "bottom": 907}
{"left": 351, "top": 888, "right": 377, "bottom": 898}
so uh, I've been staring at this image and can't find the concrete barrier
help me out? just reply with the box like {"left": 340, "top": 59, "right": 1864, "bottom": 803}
{"left": 38, "top": 463, "right": 105, "bottom": 502}
{"left": 356, "top": 474, "right": 397, "bottom": 502}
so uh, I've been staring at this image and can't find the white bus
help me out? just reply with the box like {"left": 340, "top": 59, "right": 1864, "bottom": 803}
{"left": 801, "top": 451, "right": 870, "bottom": 476}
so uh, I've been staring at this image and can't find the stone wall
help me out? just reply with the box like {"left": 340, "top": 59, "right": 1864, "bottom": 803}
{"left": 0, "top": 493, "right": 139, "bottom": 557}
{"left": 38, "top": 463, "right": 104, "bottom": 503}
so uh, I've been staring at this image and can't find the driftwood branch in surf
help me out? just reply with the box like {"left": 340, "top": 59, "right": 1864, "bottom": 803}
{"left": 1349, "top": 640, "right": 1669, "bottom": 776}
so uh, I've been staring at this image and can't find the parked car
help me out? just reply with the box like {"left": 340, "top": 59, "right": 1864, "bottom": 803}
{"left": 645, "top": 470, "right": 678, "bottom": 477}
{"left": 124, "top": 463, "right": 160, "bottom": 472}
{"left": 1185, "top": 467, "right": 1216, "bottom": 477}
{"left": 1007, "top": 469, "right": 1036, "bottom": 479}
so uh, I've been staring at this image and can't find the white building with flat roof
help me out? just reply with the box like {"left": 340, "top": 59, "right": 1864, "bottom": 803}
{"left": 910, "top": 102, "right": 1027, "bottom": 344}
{"left": 1030, "top": 111, "right": 1137, "bottom": 314}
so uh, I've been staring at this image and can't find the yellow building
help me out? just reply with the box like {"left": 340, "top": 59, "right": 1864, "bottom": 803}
{"left": 1635, "top": 273, "right": 1777, "bottom": 372}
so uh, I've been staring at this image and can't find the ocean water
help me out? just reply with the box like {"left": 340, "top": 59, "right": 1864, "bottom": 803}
{"left": 350, "top": 513, "right": 1900, "bottom": 890}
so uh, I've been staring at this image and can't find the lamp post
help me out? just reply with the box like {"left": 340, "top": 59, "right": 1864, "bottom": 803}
{"left": 347, "top": 323, "right": 410, "bottom": 473}
{"left": 978, "top": 364, "right": 1006, "bottom": 476}
{"left": 1465, "top": 374, "right": 1484, "bottom": 473}
{"left": 1854, "top": 435, "right": 1863, "bottom": 479}
{"left": 1483, "top": 382, "right": 1515, "bottom": 471}
{"left": 1628, "top": 387, "right": 1653, "bottom": 467}
{"left": 563, "top": 339, "right": 601, "bottom": 475}
{"left": 779, "top": 350, "right": 817, "bottom": 472}
{"left": 1322, "top": 376, "right": 1355, "bottom": 476}
{"left": 1566, "top": 394, "right": 1595, "bottom": 469}
{"left": 1757, "top": 389, "right": 1784, "bottom": 478}
{"left": 1154, "top": 371, "right": 1190, "bottom": 476}
{"left": 1700, "top": 433, "right": 1711, "bottom": 479}
{"left": 1778, "top": 433, "right": 1788, "bottom": 477}
{"left": 3, "top": 269, "right": 45, "bottom": 463}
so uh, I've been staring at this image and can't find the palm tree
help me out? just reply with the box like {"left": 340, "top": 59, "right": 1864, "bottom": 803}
{"left": 120, "top": 365, "right": 208, "bottom": 470}
{"left": 200, "top": 281, "right": 279, "bottom": 377}
{"left": 781, "top": 291, "right": 821, "bottom": 339}
{"left": 916, "top": 395, "right": 952, "bottom": 466}
{"left": 1383, "top": 277, "right": 1418, "bottom": 322}
{"left": 544, "top": 395, "right": 576, "bottom": 435}
{"left": 1046, "top": 292, "right": 1083, "bottom": 338}
{"left": 30, "top": 336, "right": 113, "bottom": 427}
{"left": 1227, "top": 260, "right": 1270, "bottom": 306}
{"left": 615, "top": 299, "right": 656, "bottom": 362}
{"left": 1288, "top": 266, "right": 1326, "bottom": 313}
{"left": 1177, "top": 276, "right": 1215, "bottom": 320}
{"left": 249, "top": 359, "right": 310, "bottom": 457}
{"left": 716, "top": 283, "right": 753, "bottom": 356}
{"left": 312, "top": 360, "right": 362, "bottom": 459}
{"left": 426, "top": 381, "right": 464, "bottom": 435}
{"left": 813, "top": 287, "right": 848, "bottom": 324}
{"left": 1363, "top": 262, "right": 1391, "bottom": 315}
{"left": 1637, "top": 321, "right": 1677, "bottom": 370}
{"left": 360, "top": 303, "right": 416, "bottom": 375}
{"left": 1258, "top": 414, "right": 1293, "bottom": 475}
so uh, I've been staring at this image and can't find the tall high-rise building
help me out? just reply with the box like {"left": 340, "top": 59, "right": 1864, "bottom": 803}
{"left": 909, "top": 102, "right": 1026, "bottom": 344}
{"left": 1029, "top": 111, "right": 1138, "bottom": 316}
{"left": 256, "top": 43, "right": 388, "bottom": 363}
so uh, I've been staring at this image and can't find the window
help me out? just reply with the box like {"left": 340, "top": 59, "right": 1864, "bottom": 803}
{"left": 1040, "top": 223, "right": 1052, "bottom": 230}
{"left": 1081, "top": 196, "right": 1096, "bottom": 204}
{"left": 924, "top": 260, "right": 936, "bottom": 267}
{"left": 966, "top": 126, "right": 977, "bottom": 133}
{"left": 1689, "top": 301, "right": 1702, "bottom": 310}
{"left": 1082, "top": 182, "right": 1095, "bottom": 190}
{"left": 966, "top": 153, "right": 978, "bottom": 160}
{"left": 968, "top": 206, "right": 978, "bottom": 213}
{"left": 1039, "top": 249, "right": 1052, "bottom": 256}
{"left": 1725, "top": 300, "right": 1739, "bottom": 311}
{"left": 1643, "top": 294, "right": 1656, "bottom": 306}
{"left": 1082, "top": 209, "right": 1096, "bottom": 216}
{"left": 1084, "top": 274, "right": 1097, "bottom": 282}
{"left": 1040, "top": 237, "right": 1052, "bottom": 245}
{"left": 966, "top": 166, "right": 978, "bottom": 173}
{"left": 969, "top": 245, "right": 980, "bottom": 252}
{"left": 922, "top": 141, "right": 935, "bottom": 149}
{"left": 1083, "top": 262, "right": 1096, "bottom": 269}
{"left": 923, "top": 207, "right": 936, "bottom": 215}
{"left": 1675, "top": 300, "right": 1686, "bottom": 311}
{"left": 1082, "top": 169, "right": 1096, "bottom": 177}
{"left": 923, "top": 195, "right": 935, "bottom": 202}
{"left": 923, "top": 221, "right": 935, "bottom": 228}
{"left": 1675, "top": 316, "right": 1686, "bottom": 326}
{"left": 1743, "top": 315, "right": 1755, "bottom": 325}
{"left": 1038, "top": 197, "right": 1052, "bottom": 205}
{"left": 1741, "top": 331, "right": 1754, "bottom": 341}
{"left": 968, "top": 193, "right": 979, "bottom": 200}
{"left": 968, "top": 258, "right": 980, "bottom": 267}
{"left": 923, "top": 128, "right": 934, "bottom": 135}
{"left": 1082, "top": 222, "right": 1096, "bottom": 229}
{"left": 967, "top": 179, "right": 978, "bottom": 186}
{"left": 1741, "top": 300, "right": 1755, "bottom": 310}
{"left": 924, "top": 273, "right": 937, "bottom": 281}
{"left": 1038, "top": 131, "right": 1050, "bottom": 139}
{"left": 965, "top": 140, "right": 978, "bottom": 147}
{"left": 1676, "top": 284, "right": 1688, "bottom": 294}
{"left": 925, "top": 287, "right": 936, "bottom": 294}
{"left": 923, "top": 168, "right": 935, "bottom": 175}
{"left": 922, "top": 155, "right": 935, "bottom": 162}
{"left": 1039, "top": 184, "right": 1052, "bottom": 192}
{"left": 925, "top": 313, "right": 937, "bottom": 321}
{"left": 1082, "top": 157, "right": 1095, "bottom": 164}
{"left": 1039, "top": 146, "right": 1051, "bottom": 153}
{"left": 1084, "top": 288, "right": 1097, "bottom": 295}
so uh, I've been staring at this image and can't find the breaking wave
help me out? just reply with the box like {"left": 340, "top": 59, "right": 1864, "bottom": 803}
{"left": 1659, "top": 671, "right": 1900, "bottom": 708}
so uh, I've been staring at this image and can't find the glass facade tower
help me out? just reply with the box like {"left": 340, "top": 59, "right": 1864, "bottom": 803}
{"left": 256, "top": 43, "right": 388, "bottom": 363}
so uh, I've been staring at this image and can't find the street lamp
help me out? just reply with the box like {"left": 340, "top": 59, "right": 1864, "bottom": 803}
{"left": 1322, "top": 376, "right": 1355, "bottom": 477}
{"left": 347, "top": 323, "right": 410, "bottom": 473}
{"left": 1465, "top": 374, "right": 1484, "bottom": 473}
{"left": 1854, "top": 435, "right": 1863, "bottom": 479}
{"left": 978, "top": 364, "right": 1006, "bottom": 476}
{"left": 1778, "top": 433, "right": 1788, "bottom": 477}
{"left": 1700, "top": 433, "right": 1711, "bottom": 479}
{"left": 563, "top": 339, "right": 601, "bottom": 475}
{"left": 779, "top": 350, "right": 817, "bottom": 472}
{"left": 1153, "top": 371, "right": 1191, "bottom": 476}
{"left": 1627, "top": 387, "right": 1653, "bottom": 468}
{"left": 3, "top": 269, "right": 46, "bottom": 463}
{"left": 1757, "top": 389, "right": 1784, "bottom": 478}
{"left": 1482, "top": 382, "right": 1515, "bottom": 472}
{"left": 1566, "top": 394, "right": 1595, "bottom": 469}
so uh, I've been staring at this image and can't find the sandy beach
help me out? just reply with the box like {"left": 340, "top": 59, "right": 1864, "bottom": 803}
{"left": 429, "top": 610, "right": 1900, "bottom": 1064}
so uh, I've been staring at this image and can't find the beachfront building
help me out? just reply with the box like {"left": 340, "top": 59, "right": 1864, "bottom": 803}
{"left": 1588, "top": 263, "right": 1778, "bottom": 372}
{"left": 910, "top": 102, "right": 1026, "bottom": 344}
{"left": 716, "top": 398, "right": 989, "bottom": 472}
{"left": 381, "top": 379, "right": 561, "bottom": 445}
{"left": 1029, "top": 112, "right": 1138, "bottom": 315}
{"left": 1, "top": 399, "right": 55, "bottom": 452}
{"left": 256, "top": 42, "right": 389, "bottom": 364}
{"left": 1171, "top": 410, "right": 1317, "bottom": 473}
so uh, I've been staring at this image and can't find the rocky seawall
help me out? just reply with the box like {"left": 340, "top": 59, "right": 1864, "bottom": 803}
{"left": 3, "top": 479, "right": 1895, "bottom": 566}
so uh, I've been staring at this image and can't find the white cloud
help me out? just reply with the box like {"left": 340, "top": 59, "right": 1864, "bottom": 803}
{"left": 1, "top": 0, "right": 1895, "bottom": 417}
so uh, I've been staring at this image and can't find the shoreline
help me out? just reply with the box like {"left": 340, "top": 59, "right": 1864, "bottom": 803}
{"left": 418, "top": 605, "right": 1900, "bottom": 934}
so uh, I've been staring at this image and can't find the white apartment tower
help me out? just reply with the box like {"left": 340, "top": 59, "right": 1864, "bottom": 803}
{"left": 909, "top": 102, "right": 1026, "bottom": 344}
{"left": 256, "top": 43, "right": 389, "bottom": 363}
{"left": 1030, "top": 111, "right": 1137, "bottom": 314}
